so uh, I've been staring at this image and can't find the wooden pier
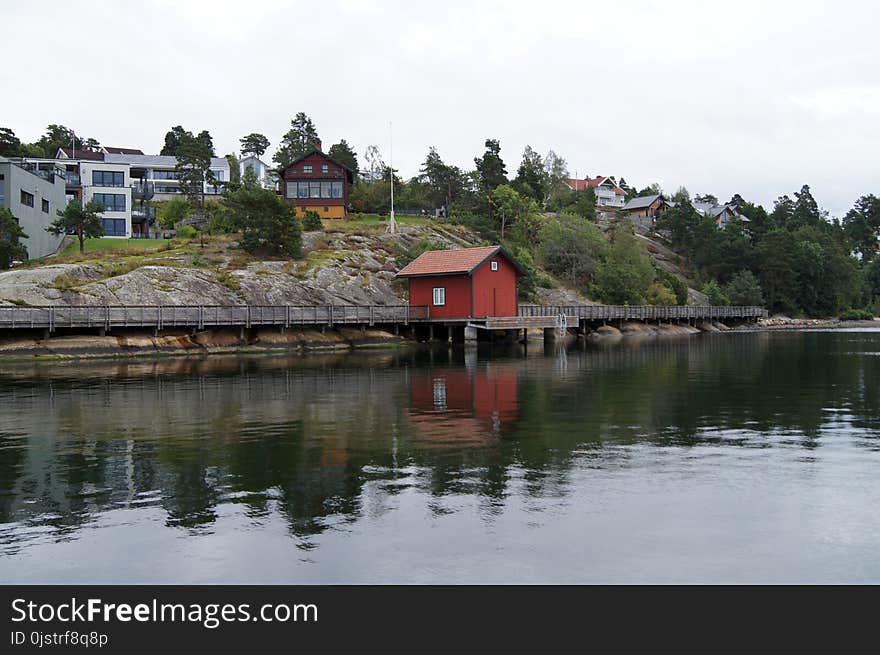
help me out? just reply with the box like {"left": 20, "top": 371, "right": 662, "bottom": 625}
{"left": 0, "top": 303, "right": 767, "bottom": 342}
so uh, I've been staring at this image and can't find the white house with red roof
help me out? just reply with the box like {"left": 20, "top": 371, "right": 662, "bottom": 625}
{"left": 564, "top": 175, "right": 626, "bottom": 209}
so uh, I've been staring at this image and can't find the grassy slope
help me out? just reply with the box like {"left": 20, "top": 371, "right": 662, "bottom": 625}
{"left": 58, "top": 238, "right": 170, "bottom": 257}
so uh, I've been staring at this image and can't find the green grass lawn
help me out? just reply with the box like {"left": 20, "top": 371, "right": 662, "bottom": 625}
{"left": 59, "top": 238, "right": 170, "bottom": 257}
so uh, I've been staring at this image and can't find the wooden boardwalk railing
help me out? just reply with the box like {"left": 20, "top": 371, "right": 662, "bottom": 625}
{"left": 517, "top": 305, "right": 767, "bottom": 321}
{"left": 0, "top": 305, "right": 429, "bottom": 331}
{"left": 0, "top": 303, "right": 766, "bottom": 332}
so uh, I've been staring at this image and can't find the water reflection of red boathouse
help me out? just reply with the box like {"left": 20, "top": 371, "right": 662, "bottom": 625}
{"left": 408, "top": 365, "right": 519, "bottom": 446}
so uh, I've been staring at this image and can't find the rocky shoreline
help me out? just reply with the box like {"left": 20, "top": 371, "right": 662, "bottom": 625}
{"left": 1, "top": 316, "right": 877, "bottom": 362}
{"left": 747, "top": 317, "right": 880, "bottom": 330}
{"left": 0, "top": 327, "right": 407, "bottom": 361}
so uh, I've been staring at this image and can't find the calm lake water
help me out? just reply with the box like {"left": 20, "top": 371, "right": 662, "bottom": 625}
{"left": 2, "top": 330, "right": 880, "bottom": 583}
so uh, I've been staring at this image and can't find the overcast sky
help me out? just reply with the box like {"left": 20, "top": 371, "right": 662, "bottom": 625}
{"left": 2, "top": 0, "right": 877, "bottom": 215}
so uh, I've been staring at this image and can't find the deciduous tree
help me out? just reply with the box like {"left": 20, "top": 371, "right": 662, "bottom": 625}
{"left": 513, "top": 145, "right": 547, "bottom": 204}
{"left": 843, "top": 194, "right": 880, "bottom": 260}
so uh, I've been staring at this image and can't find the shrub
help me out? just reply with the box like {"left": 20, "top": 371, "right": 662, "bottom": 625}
{"left": 302, "top": 210, "right": 323, "bottom": 231}
{"left": 510, "top": 245, "right": 537, "bottom": 301}
{"left": 645, "top": 281, "right": 678, "bottom": 306}
{"left": 215, "top": 269, "right": 240, "bottom": 291}
{"left": 176, "top": 225, "right": 197, "bottom": 239}
{"left": 656, "top": 268, "right": 689, "bottom": 305}
{"left": 702, "top": 279, "right": 730, "bottom": 306}
{"left": 156, "top": 198, "right": 192, "bottom": 229}
{"left": 449, "top": 212, "right": 499, "bottom": 243}
{"left": 222, "top": 172, "right": 302, "bottom": 258}
{"left": 839, "top": 308, "right": 874, "bottom": 321}
{"left": 537, "top": 213, "right": 607, "bottom": 290}
{"left": 594, "top": 223, "right": 655, "bottom": 304}
{"left": 724, "top": 269, "right": 765, "bottom": 306}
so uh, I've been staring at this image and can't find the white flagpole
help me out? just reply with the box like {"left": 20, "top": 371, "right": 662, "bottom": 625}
{"left": 388, "top": 121, "right": 395, "bottom": 234}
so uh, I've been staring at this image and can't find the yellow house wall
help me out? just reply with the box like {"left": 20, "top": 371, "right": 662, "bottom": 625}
{"left": 294, "top": 205, "right": 346, "bottom": 219}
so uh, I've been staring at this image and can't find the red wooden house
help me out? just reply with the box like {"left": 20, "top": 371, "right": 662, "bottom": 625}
{"left": 396, "top": 245, "right": 526, "bottom": 319}
{"left": 280, "top": 145, "right": 355, "bottom": 219}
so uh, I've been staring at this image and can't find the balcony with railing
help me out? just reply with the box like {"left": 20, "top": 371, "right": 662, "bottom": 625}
{"left": 9, "top": 160, "right": 66, "bottom": 184}
{"left": 131, "top": 205, "right": 157, "bottom": 222}
{"left": 130, "top": 181, "right": 155, "bottom": 200}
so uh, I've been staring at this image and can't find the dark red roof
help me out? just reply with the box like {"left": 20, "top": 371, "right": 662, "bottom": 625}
{"left": 104, "top": 146, "right": 145, "bottom": 155}
{"left": 282, "top": 148, "right": 355, "bottom": 183}
{"left": 396, "top": 245, "right": 526, "bottom": 278}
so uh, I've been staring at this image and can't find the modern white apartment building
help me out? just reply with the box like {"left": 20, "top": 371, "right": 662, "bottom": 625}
{"left": 79, "top": 160, "right": 132, "bottom": 237}
{"left": 45, "top": 148, "right": 232, "bottom": 237}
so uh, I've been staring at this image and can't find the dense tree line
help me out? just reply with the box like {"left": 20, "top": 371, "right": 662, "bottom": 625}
{"left": 657, "top": 184, "right": 880, "bottom": 316}
{"left": 0, "top": 125, "right": 101, "bottom": 158}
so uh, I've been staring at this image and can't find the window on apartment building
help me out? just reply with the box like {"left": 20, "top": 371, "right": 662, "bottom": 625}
{"left": 152, "top": 170, "right": 179, "bottom": 180}
{"left": 154, "top": 186, "right": 180, "bottom": 193}
{"left": 211, "top": 170, "right": 225, "bottom": 181}
{"left": 20, "top": 189, "right": 34, "bottom": 207}
{"left": 303, "top": 165, "right": 313, "bottom": 174}
{"left": 42, "top": 199, "right": 49, "bottom": 213}
{"left": 101, "top": 218, "right": 127, "bottom": 237}
{"left": 321, "top": 164, "right": 329, "bottom": 174}
{"left": 92, "top": 193, "right": 126, "bottom": 212}
{"left": 92, "top": 170, "right": 125, "bottom": 187}
{"left": 432, "top": 287, "right": 446, "bottom": 306}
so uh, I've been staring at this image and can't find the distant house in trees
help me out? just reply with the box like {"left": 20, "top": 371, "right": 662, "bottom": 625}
{"left": 623, "top": 194, "right": 670, "bottom": 230}
{"left": 692, "top": 201, "right": 750, "bottom": 229}
{"left": 239, "top": 155, "right": 277, "bottom": 190}
{"left": 564, "top": 175, "right": 626, "bottom": 209}
{"left": 279, "top": 144, "right": 354, "bottom": 219}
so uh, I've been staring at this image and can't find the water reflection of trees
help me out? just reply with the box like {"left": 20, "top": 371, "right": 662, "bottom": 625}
{"left": 2, "top": 331, "right": 880, "bottom": 548}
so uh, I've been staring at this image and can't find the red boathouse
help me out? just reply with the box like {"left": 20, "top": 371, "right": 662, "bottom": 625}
{"left": 396, "top": 245, "right": 526, "bottom": 319}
